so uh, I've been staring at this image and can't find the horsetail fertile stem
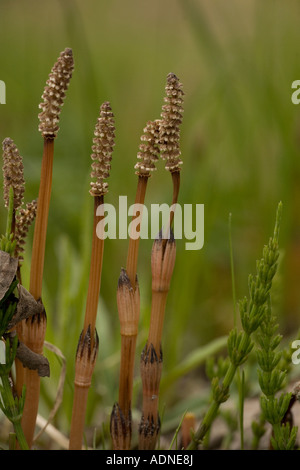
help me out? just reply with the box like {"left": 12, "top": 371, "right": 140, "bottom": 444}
{"left": 30, "top": 47, "right": 74, "bottom": 299}
{"left": 111, "top": 120, "right": 159, "bottom": 450}
{"left": 69, "top": 102, "right": 115, "bottom": 450}
{"left": 139, "top": 233, "right": 176, "bottom": 450}
{"left": 138, "top": 73, "right": 183, "bottom": 449}
{"left": 20, "top": 48, "right": 74, "bottom": 449}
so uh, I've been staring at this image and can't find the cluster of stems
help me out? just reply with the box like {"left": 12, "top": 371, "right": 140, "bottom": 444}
{"left": 111, "top": 118, "right": 161, "bottom": 450}
{"left": 187, "top": 202, "right": 283, "bottom": 449}
{"left": 111, "top": 73, "right": 183, "bottom": 450}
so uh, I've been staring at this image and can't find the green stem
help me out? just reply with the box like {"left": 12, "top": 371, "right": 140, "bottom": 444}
{"left": 187, "top": 339, "right": 252, "bottom": 450}
{"left": 1, "top": 375, "right": 29, "bottom": 450}
{"left": 187, "top": 362, "right": 238, "bottom": 450}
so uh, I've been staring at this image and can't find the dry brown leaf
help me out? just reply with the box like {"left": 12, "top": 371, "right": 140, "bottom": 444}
{"left": 15, "top": 339, "right": 50, "bottom": 377}
{"left": 0, "top": 251, "right": 18, "bottom": 301}
{"left": 7, "top": 284, "right": 44, "bottom": 329}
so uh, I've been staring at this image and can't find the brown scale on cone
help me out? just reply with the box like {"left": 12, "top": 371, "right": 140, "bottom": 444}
{"left": 159, "top": 73, "right": 184, "bottom": 172}
{"left": 38, "top": 48, "right": 74, "bottom": 139}
{"left": 74, "top": 326, "right": 99, "bottom": 388}
{"left": 134, "top": 119, "right": 160, "bottom": 177}
{"left": 14, "top": 200, "right": 38, "bottom": 261}
{"left": 2, "top": 137, "right": 25, "bottom": 211}
{"left": 90, "top": 101, "right": 115, "bottom": 197}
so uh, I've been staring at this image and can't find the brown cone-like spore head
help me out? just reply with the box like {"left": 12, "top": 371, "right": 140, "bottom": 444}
{"left": 159, "top": 73, "right": 184, "bottom": 172}
{"left": 90, "top": 101, "right": 115, "bottom": 197}
{"left": 134, "top": 120, "right": 160, "bottom": 177}
{"left": 2, "top": 137, "right": 25, "bottom": 210}
{"left": 38, "top": 48, "right": 74, "bottom": 139}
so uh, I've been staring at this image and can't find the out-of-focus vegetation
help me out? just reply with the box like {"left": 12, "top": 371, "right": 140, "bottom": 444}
{"left": 1, "top": 0, "right": 300, "bottom": 447}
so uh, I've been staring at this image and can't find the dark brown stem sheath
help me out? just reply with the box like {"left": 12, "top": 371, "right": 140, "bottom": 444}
{"left": 20, "top": 310, "right": 47, "bottom": 449}
{"left": 112, "top": 269, "right": 140, "bottom": 450}
{"left": 69, "top": 328, "right": 99, "bottom": 450}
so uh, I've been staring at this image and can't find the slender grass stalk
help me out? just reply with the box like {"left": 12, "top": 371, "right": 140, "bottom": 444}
{"left": 69, "top": 102, "right": 115, "bottom": 450}
{"left": 139, "top": 233, "right": 176, "bottom": 450}
{"left": 228, "top": 212, "right": 244, "bottom": 448}
{"left": 19, "top": 48, "right": 74, "bottom": 449}
{"left": 111, "top": 120, "right": 159, "bottom": 450}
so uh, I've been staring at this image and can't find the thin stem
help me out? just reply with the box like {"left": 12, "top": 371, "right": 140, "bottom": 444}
{"left": 19, "top": 138, "right": 54, "bottom": 448}
{"left": 187, "top": 361, "right": 237, "bottom": 450}
{"left": 83, "top": 195, "right": 104, "bottom": 335}
{"left": 29, "top": 138, "right": 54, "bottom": 300}
{"left": 228, "top": 213, "right": 237, "bottom": 327}
{"left": 118, "top": 335, "right": 137, "bottom": 415}
{"left": 126, "top": 176, "right": 148, "bottom": 289}
{"left": 69, "top": 382, "right": 90, "bottom": 450}
{"left": 162, "top": 171, "right": 180, "bottom": 248}
{"left": 147, "top": 291, "right": 168, "bottom": 354}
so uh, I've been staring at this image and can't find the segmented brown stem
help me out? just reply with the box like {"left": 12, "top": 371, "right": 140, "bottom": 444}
{"left": 139, "top": 234, "right": 176, "bottom": 450}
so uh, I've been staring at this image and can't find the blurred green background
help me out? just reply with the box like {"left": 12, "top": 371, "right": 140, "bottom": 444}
{"left": 1, "top": 0, "right": 300, "bottom": 447}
